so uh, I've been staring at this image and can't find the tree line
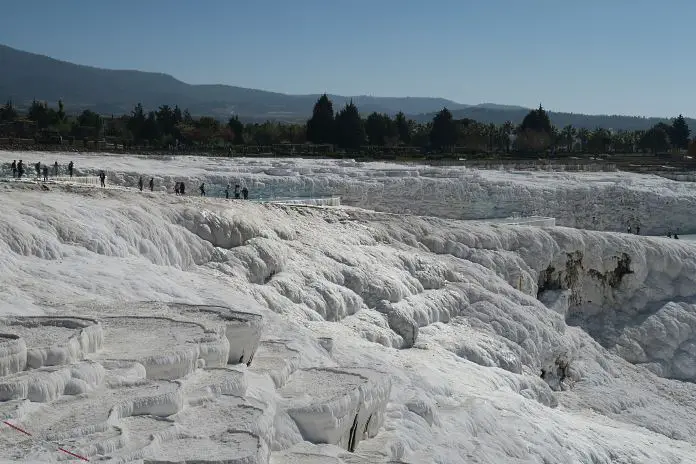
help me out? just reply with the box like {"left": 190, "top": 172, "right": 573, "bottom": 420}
{"left": 0, "top": 96, "right": 693, "bottom": 156}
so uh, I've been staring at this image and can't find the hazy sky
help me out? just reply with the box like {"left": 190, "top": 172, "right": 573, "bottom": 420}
{"left": 2, "top": 0, "right": 692, "bottom": 117}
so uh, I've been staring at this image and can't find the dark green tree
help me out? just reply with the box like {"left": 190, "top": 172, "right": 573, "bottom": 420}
{"left": 141, "top": 111, "right": 160, "bottom": 142}
{"left": 670, "top": 115, "right": 690, "bottom": 149}
{"left": 520, "top": 104, "right": 552, "bottom": 134}
{"left": 429, "top": 108, "right": 457, "bottom": 150}
{"left": 365, "top": 112, "right": 397, "bottom": 146}
{"left": 227, "top": 115, "right": 245, "bottom": 144}
{"left": 57, "top": 99, "right": 66, "bottom": 122}
{"left": 588, "top": 128, "right": 612, "bottom": 153}
{"left": 127, "top": 103, "right": 146, "bottom": 141}
{"left": 335, "top": 101, "right": 365, "bottom": 150}
{"left": 0, "top": 100, "right": 18, "bottom": 122}
{"left": 639, "top": 125, "right": 670, "bottom": 153}
{"left": 306, "top": 94, "right": 335, "bottom": 144}
{"left": 394, "top": 111, "right": 411, "bottom": 144}
{"left": 28, "top": 100, "right": 50, "bottom": 129}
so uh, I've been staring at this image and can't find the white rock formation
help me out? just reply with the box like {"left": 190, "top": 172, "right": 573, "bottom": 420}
{"left": 3, "top": 152, "right": 696, "bottom": 462}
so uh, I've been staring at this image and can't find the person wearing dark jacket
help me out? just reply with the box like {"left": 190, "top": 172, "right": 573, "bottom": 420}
{"left": 17, "top": 160, "right": 24, "bottom": 179}
{"left": 180, "top": 182, "right": 185, "bottom": 195}
{"left": 68, "top": 161, "right": 74, "bottom": 178}
{"left": 242, "top": 186, "right": 249, "bottom": 200}
{"left": 42, "top": 165, "right": 48, "bottom": 182}
{"left": 35, "top": 162, "right": 41, "bottom": 178}
{"left": 99, "top": 170, "right": 106, "bottom": 187}
{"left": 11, "top": 160, "right": 16, "bottom": 178}
{"left": 149, "top": 178, "right": 154, "bottom": 192}
{"left": 199, "top": 183, "right": 206, "bottom": 196}
{"left": 138, "top": 176, "right": 143, "bottom": 191}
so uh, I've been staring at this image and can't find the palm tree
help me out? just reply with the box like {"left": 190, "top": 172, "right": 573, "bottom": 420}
{"left": 577, "top": 128, "right": 590, "bottom": 153}
{"left": 561, "top": 125, "right": 576, "bottom": 152}
{"left": 502, "top": 120, "right": 514, "bottom": 153}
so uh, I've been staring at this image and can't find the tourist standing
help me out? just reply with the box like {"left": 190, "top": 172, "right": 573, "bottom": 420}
{"left": 53, "top": 161, "right": 59, "bottom": 176}
{"left": 68, "top": 161, "right": 74, "bottom": 178}
{"left": 149, "top": 178, "right": 154, "bottom": 192}
{"left": 242, "top": 186, "right": 248, "bottom": 200}
{"left": 138, "top": 176, "right": 143, "bottom": 191}
{"left": 17, "top": 160, "right": 24, "bottom": 179}
{"left": 199, "top": 183, "right": 206, "bottom": 196}
{"left": 11, "top": 160, "right": 16, "bottom": 178}
{"left": 99, "top": 171, "right": 106, "bottom": 187}
{"left": 42, "top": 165, "right": 48, "bottom": 182}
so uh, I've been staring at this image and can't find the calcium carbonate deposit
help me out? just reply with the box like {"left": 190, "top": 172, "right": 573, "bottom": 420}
{"left": 2, "top": 151, "right": 696, "bottom": 463}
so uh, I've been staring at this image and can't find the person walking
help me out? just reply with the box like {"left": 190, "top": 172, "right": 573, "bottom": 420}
{"left": 199, "top": 183, "right": 206, "bottom": 196}
{"left": 149, "top": 177, "right": 154, "bottom": 192}
{"left": 99, "top": 170, "right": 106, "bottom": 187}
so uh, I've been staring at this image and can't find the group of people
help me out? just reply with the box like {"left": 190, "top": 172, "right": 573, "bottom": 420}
{"left": 139, "top": 176, "right": 155, "bottom": 192}
{"left": 627, "top": 224, "right": 680, "bottom": 239}
{"left": 11, "top": 159, "right": 74, "bottom": 180}
{"left": 224, "top": 184, "right": 248, "bottom": 200}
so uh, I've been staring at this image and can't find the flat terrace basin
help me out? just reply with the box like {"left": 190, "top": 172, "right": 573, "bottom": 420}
{"left": 99, "top": 316, "right": 206, "bottom": 359}
{"left": 172, "top": 304, "right": 264, "bottom": 365}
{"left": 143, "top": 432, "right": 262, "bottom": 463}
{"left": 1, "top": 317, "right": 95, "bottom": 349}
{"left": 94, "top": 316, "right": 228, "bottom": 380}
{"left": 278, "top": 368, "right": 364, "bottom": 409}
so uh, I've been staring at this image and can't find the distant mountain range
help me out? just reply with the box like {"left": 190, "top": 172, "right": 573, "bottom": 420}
{"left": 0, "top": 44, "right": 692, "bottom": 131}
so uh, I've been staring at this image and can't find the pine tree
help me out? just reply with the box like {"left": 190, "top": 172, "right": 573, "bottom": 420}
{"left": 670, "top": 114, "right": 691, "bottom": 149}
{"left": 429, "top": 108, "right": 457, "bottom": 150}
{"left": 306, "top": 94, "right": 335, "bottom": 144}
{"left": 335, "top": 101, "right": 365, "bottom": 150}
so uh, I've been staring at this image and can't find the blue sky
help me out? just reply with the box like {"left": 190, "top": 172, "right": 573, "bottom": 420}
{"left": 2, "top": 0, "right": 692, "bottom": 117}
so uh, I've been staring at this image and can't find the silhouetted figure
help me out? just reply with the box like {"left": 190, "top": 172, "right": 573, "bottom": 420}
{"left": 11, "top": 160, "right": 16, "bottom": 178}
{"left": 42, "top": 165, "right": 48, "bottom": 182}
{"left": 53, "top": 161, "right": 59, "bottom": 176}
{"left": 225, "top": 184, "right": 230, "bottom": 199}
{"left": 635, "top": 226, "right": 640, "bottom": 235}
{"left": 68, "top": 161, "right": 74, "bottom": 178}
{"left": 180, "top": 182, "right": 185, "bottom": 195}
{"left": 17, "top": 160, "right": 24, "bottom": 179}
{"left": 242, "top": 186, "right": 248, "bottom": 199}
{"left": 667, "top": 232, "right": 672, "bottom": 238}
{"left": 675, "top": 234, "right": 679, "bottom": 239}
{"left": 99, "top": 171, "right": 106, "bottom": 187}
{"left": 138, "top": 176, "right": 143, "bottom": 191}
{"left": 199, "top": 183, "right": 206, "bottom": 196}
{"left": 35, "top": 162, "right": 41, "bottom": 178}
{"left": 149, "top": 178, "right": 154, "bottom": 192}
{"left": 174, "top": 182, "right": 180, "bottom": 195}
{"left": 234, "top": 184, "right": 241, "bottom": 199}
{"left": 627, "top": 226, "right": 631, "bottom": 234}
